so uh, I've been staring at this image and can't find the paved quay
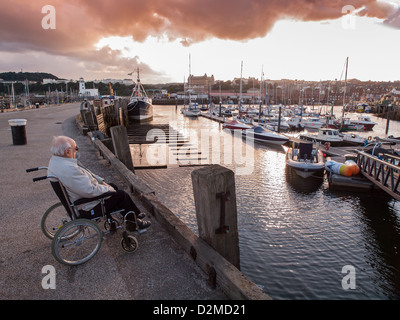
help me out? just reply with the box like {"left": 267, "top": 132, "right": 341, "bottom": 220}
{"left": 0, "top": 103, "right": 228, "bottom": 300}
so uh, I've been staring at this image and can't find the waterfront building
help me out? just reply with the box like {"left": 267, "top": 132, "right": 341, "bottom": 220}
{"left": 188, "top": 74, "right": 215, "bottom": 94}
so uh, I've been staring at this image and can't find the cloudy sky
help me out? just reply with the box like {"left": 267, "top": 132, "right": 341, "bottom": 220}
{"left": 0, "top": 0, "right": 399, "bottom": 83}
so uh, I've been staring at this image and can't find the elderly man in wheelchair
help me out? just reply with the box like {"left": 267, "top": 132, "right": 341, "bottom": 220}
{"left": 28, "top": 136, "right": 151, "bottom": 266}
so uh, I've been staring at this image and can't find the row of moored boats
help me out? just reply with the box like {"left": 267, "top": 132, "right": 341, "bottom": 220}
{"left": 180, "top": 103, "right": 400, "bottom": 180}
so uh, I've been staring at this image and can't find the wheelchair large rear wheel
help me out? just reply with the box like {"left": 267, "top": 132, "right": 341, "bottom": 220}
{"left": 51, "top": 219, "right": 102, "bottom": 266}
{"left": 41, "top": 202, "right": 73, "bottom": 240}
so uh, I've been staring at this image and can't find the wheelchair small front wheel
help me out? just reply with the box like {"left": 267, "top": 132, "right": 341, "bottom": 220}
{"left": 121, "top": 233, "right": 139, "bottom": 253}
{"left": 52, "top": 219, "right": 102, "bottom": 266}
{"left": 41, "top": 202, "right": 73, "bottom": 240}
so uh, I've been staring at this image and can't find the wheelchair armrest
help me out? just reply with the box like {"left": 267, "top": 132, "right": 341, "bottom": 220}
{"left": 73, "top": 191, "right": 115, "bottom": 206}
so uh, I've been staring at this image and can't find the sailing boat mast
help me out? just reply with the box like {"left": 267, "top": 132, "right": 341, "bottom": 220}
{"left": 188, "top": 54, "right": 192, "bottom": 104}
{"left": 341, "top": 57, "right": 349, "bottom": 128}
{"left": 239, "top": 61, "right": 243, "bottom": 108}
{"left": 258, "top": 65, "right": 263, "bottom": 124}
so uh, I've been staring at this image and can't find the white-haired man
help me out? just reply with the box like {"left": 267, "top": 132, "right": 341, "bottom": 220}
{"left": 47, "top": 136, "right": 151, "bottom": 230}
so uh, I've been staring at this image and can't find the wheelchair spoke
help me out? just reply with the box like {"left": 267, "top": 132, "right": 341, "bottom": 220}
{"left": 41, "top": 202, "right": 72, "bottom": 240}
{"left": 52, "top": 219, "right": 102, "bottom": 266}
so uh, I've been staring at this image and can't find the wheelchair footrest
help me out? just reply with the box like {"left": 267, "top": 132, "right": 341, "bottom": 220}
{"left": 134, "top": 228, "right": 147, "bottom": 235}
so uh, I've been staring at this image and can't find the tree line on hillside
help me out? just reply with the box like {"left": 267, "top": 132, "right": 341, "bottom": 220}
{"left": 0, "top": 71, "right": 280, "bottom": 97}
{"left": 0, "top": 72, "right": 59, "bottom": 82}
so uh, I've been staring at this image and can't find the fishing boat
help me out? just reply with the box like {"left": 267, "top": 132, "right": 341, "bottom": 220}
{"left": 222, "top": 119, "right": 252, "bottom": 131}
{"left": 127, "top": 68, "right": 153, "bottom": 122}
{"left": 286, "top": 142, "right": 325, "bottom": 178}
{"left": 350, "top": 115, "right": 376, "bottom": 130}
{"left": 242, "top": 125, "right": 289, "bottom": 145}
{"left": 326, "top": 116, "right": 363, "bottom": 131}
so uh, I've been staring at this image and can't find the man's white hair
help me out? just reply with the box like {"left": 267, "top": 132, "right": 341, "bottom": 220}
{"left": 51, "top": 136, "right": 75, "bottom": 156}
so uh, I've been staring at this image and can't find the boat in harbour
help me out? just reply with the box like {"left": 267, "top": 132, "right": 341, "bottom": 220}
{"left": 300, "top": 128, "right": 343, "bottom": 147}
{"left": 301, "top": 117, "right": 324, "bottom": 129}
{"left": 242, "top": 125, "right": 289, "bottom": 146}
{"left": 222, "top": 119, "right": 252, "bottom": 131}
{"left": 350, "top": 115, "right": 376, "bottom": 131}
{"left": 286, "top": 142, "right": 325, "bottom": 178}
{"left": 127, "top": 68, "right": 153, "bottom": 122}
{"left": 300, "top": 128, "right": 367, "bottom": 147}
{"left": 326, "top": 115, "right": 364, "bottom": 131}
{"left": 340, "top": 132, "right": 368, "bottom": 146}
{"left": 181, "top": 102, "right": 201, "bottom": 117}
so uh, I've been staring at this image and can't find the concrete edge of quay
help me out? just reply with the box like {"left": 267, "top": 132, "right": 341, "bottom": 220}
{"left": 75, "top": 116, "right": 271, "bottom": 301}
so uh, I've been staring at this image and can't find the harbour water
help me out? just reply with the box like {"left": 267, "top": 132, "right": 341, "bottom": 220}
{"left": 135, "top": 105, "right": 400, "bottom": 300}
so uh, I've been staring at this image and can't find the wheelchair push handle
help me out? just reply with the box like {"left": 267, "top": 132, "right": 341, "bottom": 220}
{"left": 26, "top": 166, "right": 47, "bottom": 173}
{"left": 33, "top": 176, "right": 49, "bottom": 182}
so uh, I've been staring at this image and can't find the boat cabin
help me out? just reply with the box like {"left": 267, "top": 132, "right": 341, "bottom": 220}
{"left": 319, "top": 128, "right": 340, "bottom": 138}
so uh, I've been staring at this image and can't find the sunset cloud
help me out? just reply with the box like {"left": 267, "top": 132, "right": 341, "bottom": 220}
{"left": 0, "top": 0, "right": 397, "bottom": 81}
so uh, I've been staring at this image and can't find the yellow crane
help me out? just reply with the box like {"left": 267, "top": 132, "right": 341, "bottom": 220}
{"left": 108, "top": 82, "right": 114, "bottom": 96}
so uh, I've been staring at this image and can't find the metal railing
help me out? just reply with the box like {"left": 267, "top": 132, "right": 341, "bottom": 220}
{"left": 356, "top": 150, "right": 400, "bottom": 200}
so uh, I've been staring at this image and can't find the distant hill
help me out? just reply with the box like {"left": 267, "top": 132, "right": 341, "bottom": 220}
{"left": 0, "top": 72, "right": 60, "bottom": 82}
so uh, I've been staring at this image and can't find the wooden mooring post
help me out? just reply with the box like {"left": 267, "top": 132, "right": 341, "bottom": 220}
{"left": 110, "top": 125, "right": 134, "bottom": 171}
{"left": 191, "top": 165, "right": 240, "bottom": 269}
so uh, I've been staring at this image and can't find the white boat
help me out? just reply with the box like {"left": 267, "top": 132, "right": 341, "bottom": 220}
{"left": 300, "top": 128, "right": 343, "bottom": 147}
{"left": 301, "top": 117, "right": 324, "bottom": 129}
{"left": 262, "top": 115, "right": 290, "bottom": 130}
{"left": 340, "top": 132, "right": 368, "bottom": 146}
{"left": 222, "top": 119, "right": 252, "bottom": 131}
{"left": 287, "top": 116, "right": 304, "bottom": 130}
{"left": 181, "top": 102, "right": 201, "bottom": 117}
{"left": 350, "top": 115, "right": 376, "bottom": 130}
{"left": 242, "top": 125, "right": 289, "bottom": 146}
{"left": 286, "top": 142, "right": 326, "bottom": 178}
{"left": 245, "top": 107, "right": 259, "bottom": 117}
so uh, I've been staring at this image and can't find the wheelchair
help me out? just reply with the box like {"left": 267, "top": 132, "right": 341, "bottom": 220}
{"left": 26, "top": 167, "right": 147, "bottom": 266}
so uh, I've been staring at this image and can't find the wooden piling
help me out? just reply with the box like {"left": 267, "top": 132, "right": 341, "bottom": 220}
{"left": 110, "top": 125, "right": 134, "bottom": 171}
{"left": 191, "top": 165, "right": 240, "bottom": 269}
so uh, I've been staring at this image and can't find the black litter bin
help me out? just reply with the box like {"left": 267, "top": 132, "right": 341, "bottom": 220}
{"left": 8, "top": 119, "right": 27, "bottom": 145}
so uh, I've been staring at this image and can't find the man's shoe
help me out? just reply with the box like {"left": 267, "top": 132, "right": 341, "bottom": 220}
{"left": 137, "top": 219, "right": 151, "bottom": 230}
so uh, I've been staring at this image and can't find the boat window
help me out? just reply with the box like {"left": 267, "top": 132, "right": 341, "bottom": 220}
{"left": 253, "top": 126, "right": 265, "bottom": 133}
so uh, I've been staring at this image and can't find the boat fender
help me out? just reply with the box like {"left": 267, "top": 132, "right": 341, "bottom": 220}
{"left": 344, "top": 160, "right": 360, "bottom": 175}
{"left": 324, "top": 142, "right": 330, "bottom": 150}
{"left": 325, "top": 160, "right": 358, "bottom": 177}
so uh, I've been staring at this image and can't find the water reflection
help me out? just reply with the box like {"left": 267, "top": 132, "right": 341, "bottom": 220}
{"left": 357, "top": 195, "right": 400, "bottom": 299}
{"left": 135, "top": 105, "right": 400, "bottom": 299}
{"left": 285, "top": 166, "right": 324, "bottom": 195}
